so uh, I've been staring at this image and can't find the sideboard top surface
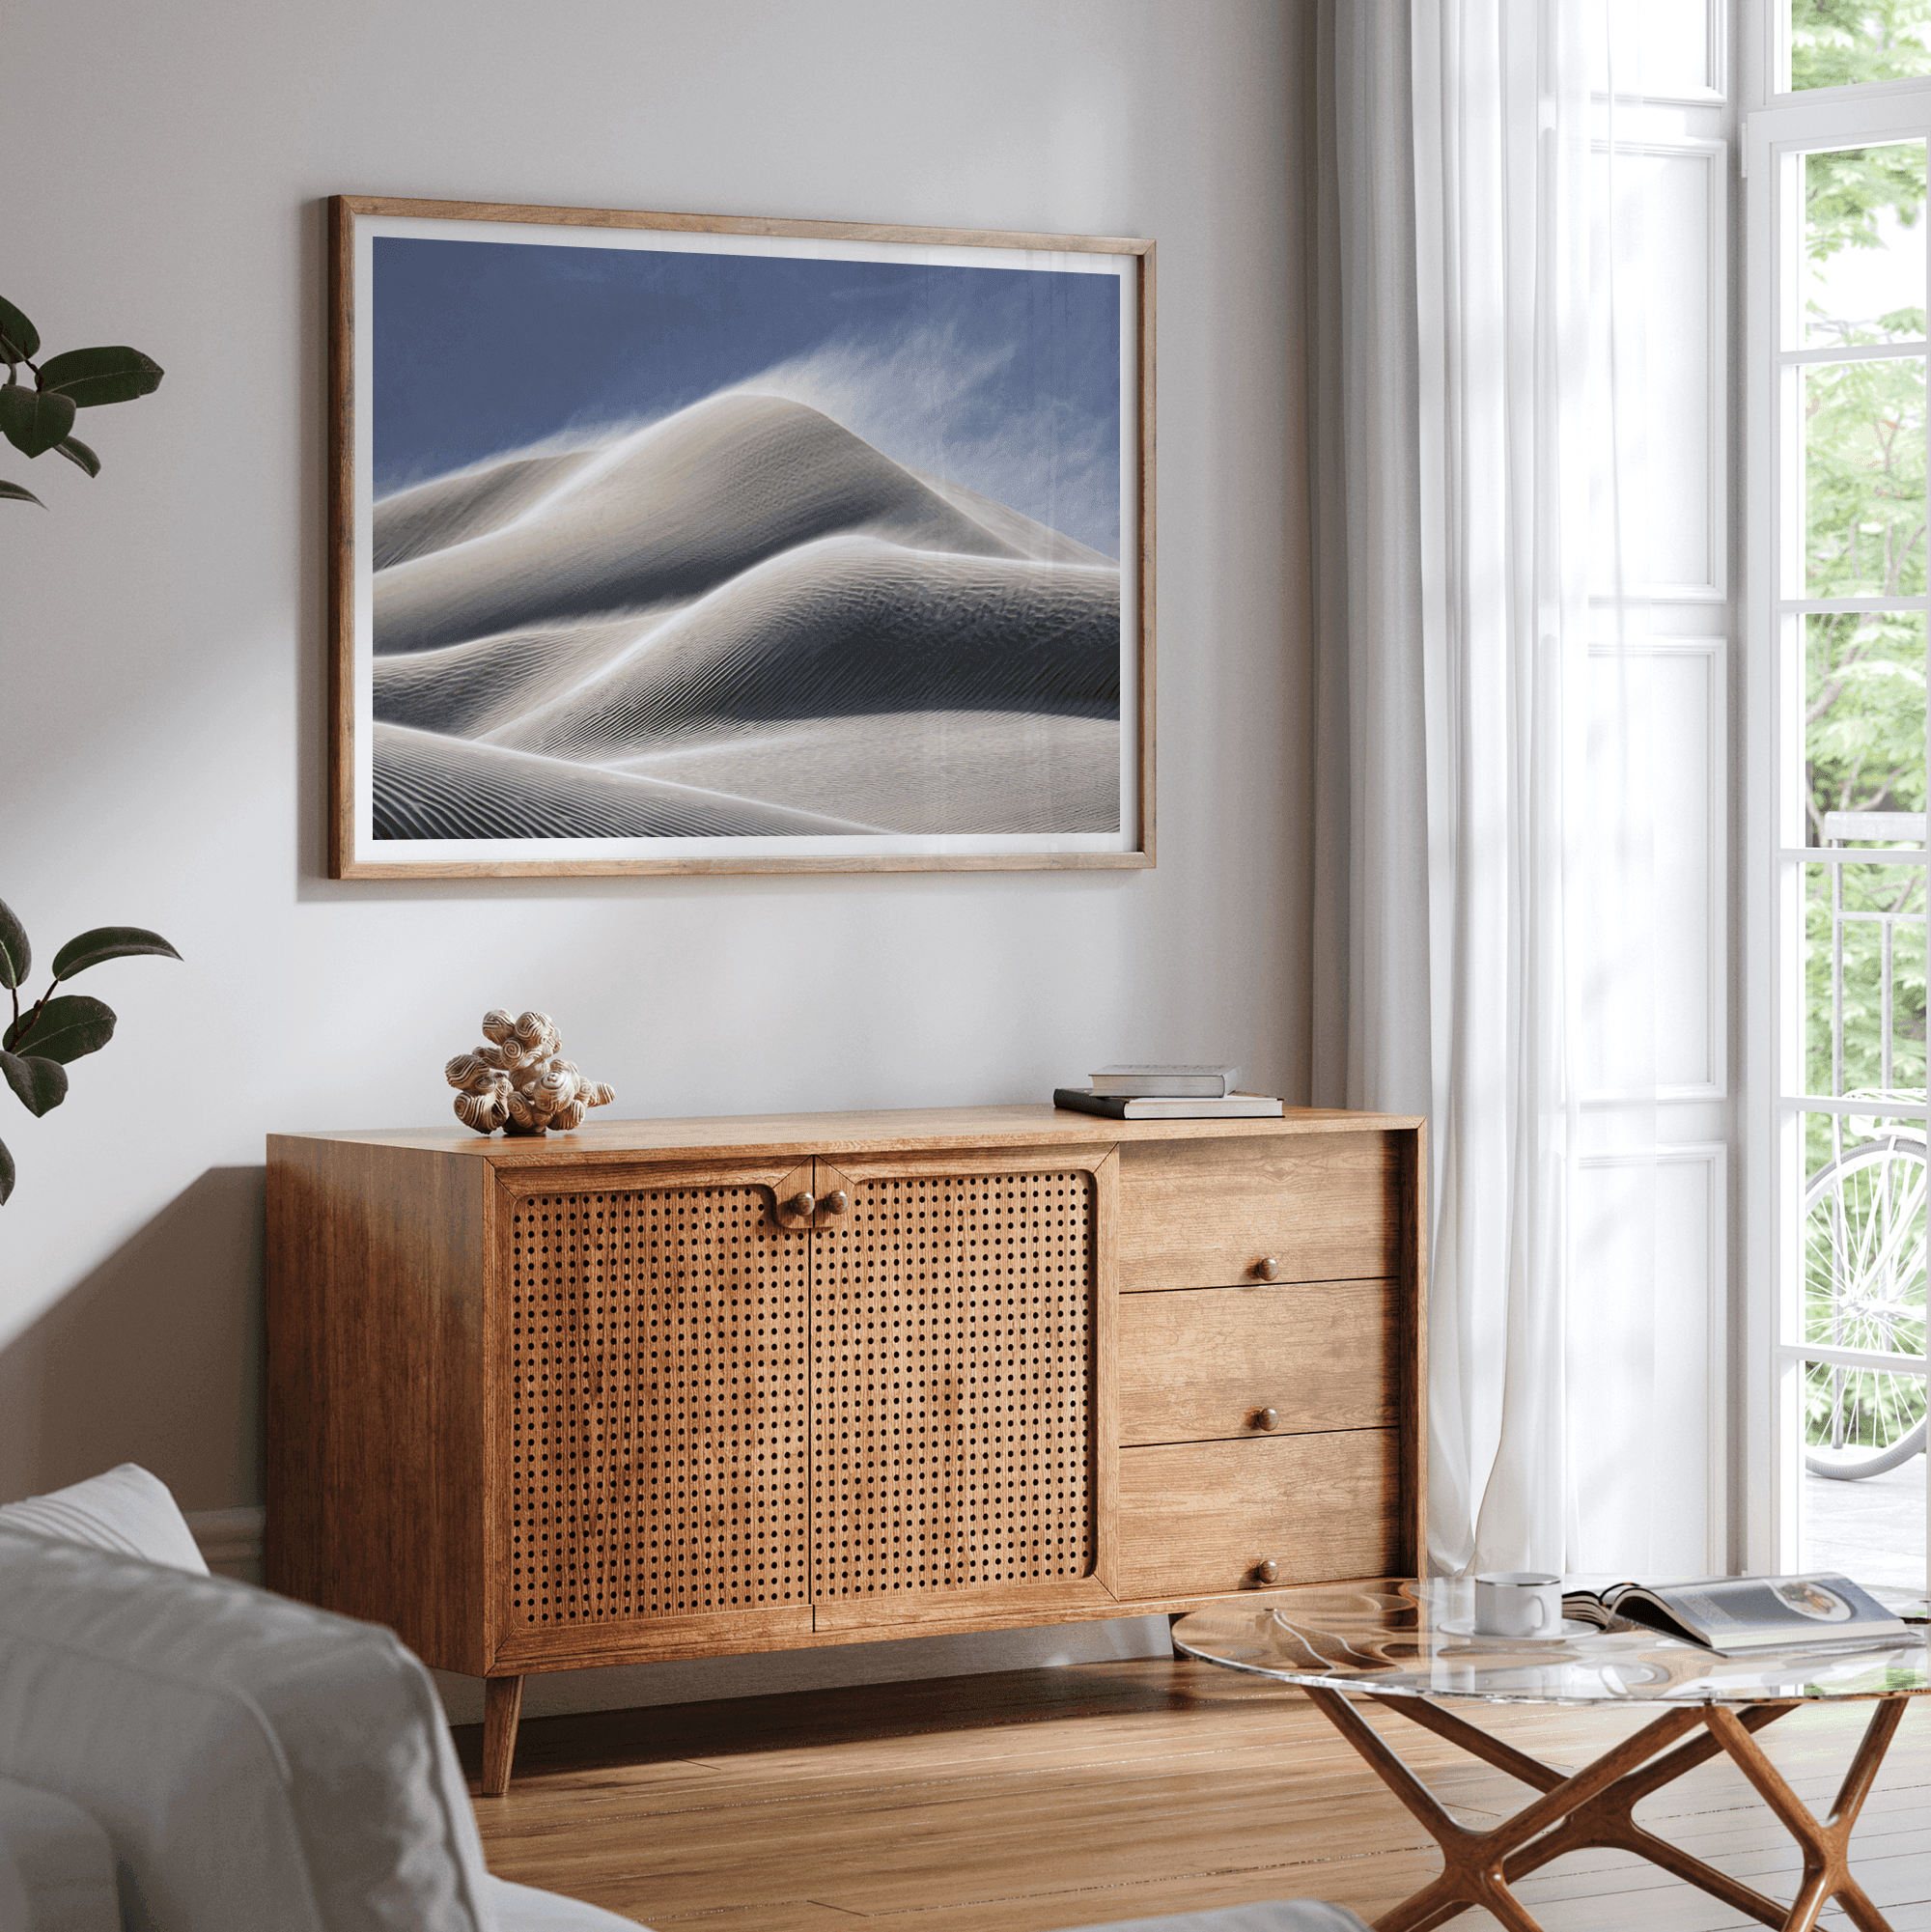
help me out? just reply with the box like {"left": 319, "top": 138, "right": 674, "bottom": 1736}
{"left": 267, "top": 1102, "right": 1424, "bottom": 1168}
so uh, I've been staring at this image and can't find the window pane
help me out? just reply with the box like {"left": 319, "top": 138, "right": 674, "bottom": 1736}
{"left": 1800, "top": 1396, "right": 1926, "bottom": 1591}
{"left": 1805, "top": 355, "right": 1927, "bottom": 597}
{"left": 1805, "top": 861, "right": 1928, "bottom": 1099}
{"left": 1803, "top": 144, "right": 1927, "bottom": 349}
{"left": 1805, "top": 611, "right": 1927, "bottom": 845}
{"left": 1803, "top": 1128, "right": 1929, "bottom": 1352}
{"left": 1791, "top": 2, "right": 1931, "bottom": 92}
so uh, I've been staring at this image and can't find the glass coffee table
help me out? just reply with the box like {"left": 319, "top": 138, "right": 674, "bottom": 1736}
{"left": 1172, "top": 1580, "right": 1929, "bottom": 1932}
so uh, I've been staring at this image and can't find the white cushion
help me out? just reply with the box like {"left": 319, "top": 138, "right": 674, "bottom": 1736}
{"left": 1051, "top": 1907, "right": 1369, "bottom": 1932}
{"left": 0, "top": 1464, "right": 208, "bottom": 1575}
{"left": 0, "top": 1525, "right": 492, "bottom": 1931}
{"left": 0, "top": 1776, "right": 120, "bottom": 1932}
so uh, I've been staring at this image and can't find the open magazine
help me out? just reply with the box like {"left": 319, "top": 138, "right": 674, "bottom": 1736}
{"left": 1562, "top": 1573, "right": 1917, "bottom": 1657}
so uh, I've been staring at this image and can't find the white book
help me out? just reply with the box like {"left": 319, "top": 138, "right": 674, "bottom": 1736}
{"left": 1089, "top": 1062, "right": 1241, "bottom": 1097}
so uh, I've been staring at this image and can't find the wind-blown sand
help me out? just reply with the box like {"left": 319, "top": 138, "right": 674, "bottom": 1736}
{"left": 375, "top": 395, "right": 1045, "bottom": 657}
{"left": 374, "top": 725, "right": 882, "bottom": 839}
{"left": 604, "top": 712, "right": 1120, "bottom": 834}
{"left": 367, "top": 393, "right": 1124, "bottom": 842}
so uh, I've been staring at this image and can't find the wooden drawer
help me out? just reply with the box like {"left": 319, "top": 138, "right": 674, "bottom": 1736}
{"left": 1118, "top": 1279, "right": 1395, "bottom": 1444}
{"left": 1116, "top": 1133, "right": 1399, "bottom": 1291}
{"left": 1114, "top": 1431, "right": 1399, "bottom": 1598}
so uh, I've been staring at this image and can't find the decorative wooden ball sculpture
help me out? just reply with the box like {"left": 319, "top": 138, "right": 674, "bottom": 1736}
{"left": 443, "top": 1008, "right": 615, "bottom": 1136}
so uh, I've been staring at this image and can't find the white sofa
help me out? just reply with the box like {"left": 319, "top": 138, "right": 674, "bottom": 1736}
{"left": 0, "top": 1465, "right": 634, "bottom": 1932}
{"left": 0, "top": 1466, "right": 1366, "bottom": 1932}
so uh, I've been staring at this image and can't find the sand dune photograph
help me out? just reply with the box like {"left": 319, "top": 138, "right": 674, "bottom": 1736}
{"left": 328, "top": 199, "right": 1153, "bottom": 876}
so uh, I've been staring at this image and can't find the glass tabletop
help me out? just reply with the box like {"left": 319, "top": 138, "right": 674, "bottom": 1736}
{"left": 1171, "top": 1580, "right": 1931, "bottom": 1706}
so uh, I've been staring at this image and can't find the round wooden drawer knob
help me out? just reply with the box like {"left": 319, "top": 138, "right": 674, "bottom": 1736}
{"left": 1255, "top": 1256, "right": 1280, "bottom": 1280}
{"left": 821, "top": 1190, "right": 850, "bottom": 1216}
{"left": 790, "top": 1191, "right": 816, "bottom": 1218}
{"left": 1255, "top": 1407, "right": 1278, "bottom": 1432}
{"left": 1256, "top": 1556, "right": 1279, "bottom": 1585}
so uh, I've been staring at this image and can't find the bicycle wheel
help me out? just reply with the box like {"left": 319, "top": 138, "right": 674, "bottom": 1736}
{"left": 1802, "top": 1134, "right": 1929, "bottom": 1481}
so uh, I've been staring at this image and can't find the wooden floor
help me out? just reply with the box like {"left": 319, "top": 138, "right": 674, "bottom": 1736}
{"left": 456, "top": 1656, "right": 1931, "bottom": 1932}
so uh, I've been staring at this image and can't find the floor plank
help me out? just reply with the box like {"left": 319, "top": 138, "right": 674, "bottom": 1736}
{"left": 458, "top": 1657, "right": 1931, "bottom": 1931}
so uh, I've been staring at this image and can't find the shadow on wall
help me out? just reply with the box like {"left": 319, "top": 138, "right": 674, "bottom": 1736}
{"left": 0, "top": 1166, "right": 265, "bottom": 1514}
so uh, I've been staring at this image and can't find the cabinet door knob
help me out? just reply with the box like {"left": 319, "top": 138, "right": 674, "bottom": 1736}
{"left": 1256, "top": 1556, "right": 1279, "bottom": 1585}
{"left": 1255, "top": 1406, "right": 1278, "bottom": 1432}
{"left": 1255, "top": 1256, "right": 1280, "bottom": 1280}
{"left": 821, "top": 1190, "right": 850, "bottom": 1216}
{"left": 790, "top": 1190, "right": 816, "bottom": 1218}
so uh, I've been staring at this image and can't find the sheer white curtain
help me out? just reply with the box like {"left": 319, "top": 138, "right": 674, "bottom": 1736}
{"left": 1313, "top": 0, "right": 1662, "bottom": 1576}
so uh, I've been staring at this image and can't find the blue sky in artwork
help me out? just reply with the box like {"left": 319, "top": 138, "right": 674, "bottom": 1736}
{"left": 373, "top": 236, "right": 1123, "bottom": 556}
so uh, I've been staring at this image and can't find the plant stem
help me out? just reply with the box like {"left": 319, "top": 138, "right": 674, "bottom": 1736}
{"left": 7, "top": 981, "right": 51, "bottom": 1052}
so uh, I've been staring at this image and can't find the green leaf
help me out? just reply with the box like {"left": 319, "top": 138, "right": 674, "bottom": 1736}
{"left": 0, "top": 899, "right": 28, "bottom": 990}
{"left": 0, "top": 1050, "right": 68, "bottom": 1117}
{"left": 37, "top": 346, "right": 163, "bottom": 409}
{"left": 0, "top": 1134, "right": 14, "bottom": 1206}
{"left": 4, "top": 994, "right": 116, "bottom": 1063}
{"left": 0, "top": 295, "right": 40, "bottom": 363}
{"left": 52, "top": 435, "right": 99, "bottom": 478}
{"left": 51, "top": 926, "right": 181, "bottom": 980}
{"left": 0, "top": 479, "right": 46, "bottom": 507}
{"left": 0, "top": 383, "right": 76, "bottom": 459}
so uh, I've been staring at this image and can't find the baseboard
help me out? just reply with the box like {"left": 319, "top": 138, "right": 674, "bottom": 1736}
{"left": 193, "top": 1503, "right": 1173, "bottom": 1722}
{"left": 185, "top": 1502, "right": 265, "bottom": 1574}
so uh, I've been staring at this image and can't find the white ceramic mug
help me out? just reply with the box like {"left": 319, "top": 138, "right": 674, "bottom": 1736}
{"left": 1472, "top": 1571, "right": 1563, "bottom": 1638}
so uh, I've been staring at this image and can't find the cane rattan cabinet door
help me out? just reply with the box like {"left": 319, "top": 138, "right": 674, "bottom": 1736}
{"left": 498, "top": 1170, "right": 812, "bottom": 1654}
{"left": 808, "top": 1155, "right": 1116, "bottom": 1629}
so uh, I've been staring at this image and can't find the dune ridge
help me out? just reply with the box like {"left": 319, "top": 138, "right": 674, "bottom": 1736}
{"left": 908, "top": 468, "right": 1117, "bottom": 568}
{"left": 484, "top": 536, "right": 1118, "bottom": 763}
{"left": 372, "top": 452, "right": 597, "bottom": 571}
{"left": 372, "top": 616, "right": 670, "bottom": 740}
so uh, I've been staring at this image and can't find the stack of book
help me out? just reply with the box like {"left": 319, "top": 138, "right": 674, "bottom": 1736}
{"left": 1053, "top": 1064, "right": 1285, "bottom": 1120}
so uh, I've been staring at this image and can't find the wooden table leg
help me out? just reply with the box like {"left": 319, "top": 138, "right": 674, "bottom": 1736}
{"left": 1703, "top": 1699, "right": 1909, "bottom": 1932}
{"left": 1304, "top": 1686, "right": 1705, "bottom": 1932}
{"left": 1301, "top": 1689, "right": 1913, "bottom": 1932}
{"left": 482, "top": 1674, "right": 524, "bottom": 1797}
{"left": 1498, "top": 1701, "right": 1805, "bottom": 1929}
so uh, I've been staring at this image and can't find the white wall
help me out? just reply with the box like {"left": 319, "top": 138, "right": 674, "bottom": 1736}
{"left": 0, "top": 0, "right": 1310, "bottom": 1717}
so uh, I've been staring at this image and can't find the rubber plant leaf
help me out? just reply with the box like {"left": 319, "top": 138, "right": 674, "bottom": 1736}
{"left": 0, "top": 296, "right": 39, "bottom": 364}
{"left": 0, "top": 899, "right": 28, "bottom": 990}
{"left": 0, "top": 1134, "right": 14, "bottom": 1207}
{"left": 51, "top": 926, "right": 182, "bottom": 980}
{"left": 37, "top": 347, "right": 163, "bottom": 409}
{"left": 0, "top": 479, "right": 45, "bottom": 507}
{"left": 53, "top": 435, "right": 100, "bottom": 478}
{"left": 0, "top": 1050, "right": 68, "bottom": 1117}
{"left": 3, "top": 994, "right": 116, "bottom": 1063}
{"left": 0, "top": 383, "right": 76, "bottom": 459}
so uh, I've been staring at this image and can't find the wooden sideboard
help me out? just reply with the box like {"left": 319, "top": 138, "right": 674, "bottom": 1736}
{"left": 266, "top": 1104, "right": 1425, "bottom": 1791}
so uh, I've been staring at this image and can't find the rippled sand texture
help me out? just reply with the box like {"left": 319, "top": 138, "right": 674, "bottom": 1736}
{"left": 370, "top": 395, "right": 1122, "bottom": 841}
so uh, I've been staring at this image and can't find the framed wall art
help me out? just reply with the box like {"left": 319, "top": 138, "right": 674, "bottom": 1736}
{"left": 326, "top": 195, "right": 1155, "bottom": 878}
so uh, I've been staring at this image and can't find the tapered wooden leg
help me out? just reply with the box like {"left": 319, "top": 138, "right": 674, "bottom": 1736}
{"left": 1500, "top": 1701, "right": 1805, "bottom": 1928}
{"left": 1304, "top": 1688, "right": 1705, "bottom": 1932}
{"left": 1300, "top": 1686, "right": 1914, "bottom": 1932}
{"left": 1703, "top": 1699, "right": 1909, "bottom": 1932}
{"left": 482, "top": 1674, "right": 524, "bottom": 1797}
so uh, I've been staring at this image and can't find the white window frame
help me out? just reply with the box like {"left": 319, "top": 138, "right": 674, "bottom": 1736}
{"left": 1742, "top": 13, "right": 1931, "bottom": 1592}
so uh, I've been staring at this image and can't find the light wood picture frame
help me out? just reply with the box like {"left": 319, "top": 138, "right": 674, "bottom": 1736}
{"left": 327, "top": 196, "right": 1156, "bottom": 879}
